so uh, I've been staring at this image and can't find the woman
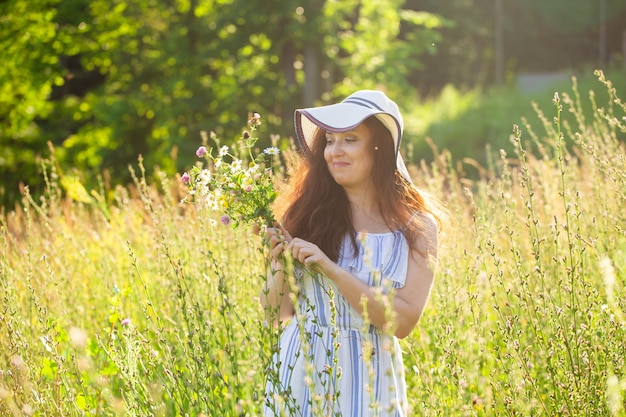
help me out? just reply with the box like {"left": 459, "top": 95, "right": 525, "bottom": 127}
{"left": 260, "top": 90, "right": 445, "bottom": 416}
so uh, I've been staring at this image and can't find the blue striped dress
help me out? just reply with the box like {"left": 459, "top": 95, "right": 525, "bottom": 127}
{"left": 264, "top": 231, "right": 410, "bottom": 416}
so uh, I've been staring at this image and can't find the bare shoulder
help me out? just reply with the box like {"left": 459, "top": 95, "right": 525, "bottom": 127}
{"left": 412, "top": 212, "right": 438, "bottom": 234}
{"left": 410, "top": 212, "right": 439, "bottom": 265}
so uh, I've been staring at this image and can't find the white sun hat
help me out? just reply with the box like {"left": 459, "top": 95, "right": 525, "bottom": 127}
{"left": 294, "top": 90, "right": 412, "bottom": 182}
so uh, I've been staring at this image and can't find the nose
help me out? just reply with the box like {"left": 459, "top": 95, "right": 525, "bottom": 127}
{"left": 328, "top": 140, "right": 344, "bottom": 156}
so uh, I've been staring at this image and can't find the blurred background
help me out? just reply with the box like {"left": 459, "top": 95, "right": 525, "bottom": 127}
{"left": 1, "top": 0, "right": 626, "bottom": 209}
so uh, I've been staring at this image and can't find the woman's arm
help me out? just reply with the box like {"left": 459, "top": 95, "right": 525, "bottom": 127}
{"left": 288, "top": 217, "right": 438, "bottom": 338}
{"left": 258, "top": 227, "right": 295, "bottom": 326}
{"left": 260, "top": 261, "right": 295, "bottom": 326}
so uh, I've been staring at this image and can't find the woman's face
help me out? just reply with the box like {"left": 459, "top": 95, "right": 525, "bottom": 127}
{"left": 323, "top": 122, "right": 375, "bottom": 189}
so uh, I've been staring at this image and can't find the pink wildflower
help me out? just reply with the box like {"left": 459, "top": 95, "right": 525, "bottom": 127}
{"left": 249, "top": 113, "right": 261, "bottom": 125}
{"left": 121, "top": 318, "right": 131, "bottom": 326}
{"left": 220, "top": 215, "right": 231, "bottom": 225}
{"left": 244, "top": 185, "right": 253, "bottom": 192}
{"left": 181, "top": 172, "right": 191, "bottom": 184}
{"left": 196, "top": 146, "right": 207, "bottom": 158}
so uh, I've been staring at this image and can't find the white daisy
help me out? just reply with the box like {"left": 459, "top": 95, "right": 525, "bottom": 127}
{"left": 263, "top": 147, "right": 280, "bottom": 155}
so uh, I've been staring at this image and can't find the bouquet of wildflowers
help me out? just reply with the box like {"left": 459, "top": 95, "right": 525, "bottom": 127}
{"left": 180, "top": 113, "right": 279, "bottom": 228}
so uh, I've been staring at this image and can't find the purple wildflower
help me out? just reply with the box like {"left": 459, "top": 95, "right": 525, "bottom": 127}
{"left": 181, "top": 172, "right": 191, "bottom": 184}
{"left": 220, "top": 215, "right": 231, "bottom": 225}
{"left": 196, "top": 146, "right": 207, "bottom": 158}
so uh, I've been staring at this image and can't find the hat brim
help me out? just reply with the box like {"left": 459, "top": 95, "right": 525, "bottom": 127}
{"left": 295, "top": 102, "right": 401, "bottom": 157}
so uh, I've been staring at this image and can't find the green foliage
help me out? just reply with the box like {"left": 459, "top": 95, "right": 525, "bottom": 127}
{"left": 322, "top": 0, "right": 447, "bottom": 100}
{"left": 0, "top": 0, "right": 444, "bottom": 211}
{"left": 0, "top": 0, "right": 64, "bottom": 206}
{"left": 525, "top": 0, "right": 626, "bottom": 32}
{"left": 5, "top": 0, "right": 623, "bottom": 211}
{"left": 404, "top": 68, "right": 626, "bottom": 174}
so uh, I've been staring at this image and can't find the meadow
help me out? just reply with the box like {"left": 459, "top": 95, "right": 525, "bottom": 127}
{"left": 1, "top": 71, "right": 625, "bottom": 416}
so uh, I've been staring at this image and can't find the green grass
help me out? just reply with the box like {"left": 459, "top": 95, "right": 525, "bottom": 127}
{"left": 405, "top": 66, "right": 626, "bottom": 175}
{"left": 1, "top": 71, "right": 625, "bottom": 416}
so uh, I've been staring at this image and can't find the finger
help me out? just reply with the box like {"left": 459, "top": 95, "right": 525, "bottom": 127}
{"left": 263, "top": 227, "right": 278, "bottom": 238}
{"left": 271, "top": 247, "right": 284, "bottom": 260}
{"left": 270, "top": 236, "right": 286, "bottom": 252}
{"left": 266, "top": 231, "right": 285, "bottom": 249}
{"left": 301, "top": 253, "right": 320, "bottom": 272}
{"left": 279, "top": 225, "right": 294, "bottom": 242}
{"left": 286, "top": 238, "right": 303, "bottom": 250}
{"left": 297, "top": 248, "right": 307, "bottom": 263}
{"left": 269, "top": 234, "right": 280, "bottom": 244}
{"left": 298, "top": 247, "right": 313, "bottom": 264}
{"left": 289, "top": 244, "right": 301, "bottom": 261}
{"left": 271, "top": 240, "right": 286, "bottom": 258}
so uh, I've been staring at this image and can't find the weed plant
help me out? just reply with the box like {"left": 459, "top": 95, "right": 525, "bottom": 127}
{"left": 1, "top": 72, "right": 625, "bottom": 416}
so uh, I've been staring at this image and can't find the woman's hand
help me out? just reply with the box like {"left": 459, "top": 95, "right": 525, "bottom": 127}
{"left": 263, "top": 224, "right": 293, "bottom": 265}
{"left": 287, "top": 238, "right": 336, "bottom": 275}
{"left": 258, "top": 224, "right": 296, "bottom": 325}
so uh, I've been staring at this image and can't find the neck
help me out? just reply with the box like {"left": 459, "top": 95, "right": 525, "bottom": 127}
{"left": 344, "top": 186, "right": 377, "bottom": 215}
{"left": 345, "top": 186, "right": 390, "bottom": 233}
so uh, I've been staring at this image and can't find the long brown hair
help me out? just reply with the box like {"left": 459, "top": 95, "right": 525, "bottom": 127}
{"left": 279, "top": 116, "right": 442, "bottom": 262}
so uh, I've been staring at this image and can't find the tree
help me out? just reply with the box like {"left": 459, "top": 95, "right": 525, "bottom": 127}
{"left": 0, "top": 0, "right": 445, "bottom": 208}
{"left": 0, "top": 0, "right": 76, "bottom": 206}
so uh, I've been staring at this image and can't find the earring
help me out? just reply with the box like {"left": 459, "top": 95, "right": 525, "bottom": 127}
{"left": 374, "top": 146, "right": 379, "bottom": 150}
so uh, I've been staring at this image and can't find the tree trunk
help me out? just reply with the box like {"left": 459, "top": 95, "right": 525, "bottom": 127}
{"left": 303, "top": 43, "right": 319, "bottom": 105}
